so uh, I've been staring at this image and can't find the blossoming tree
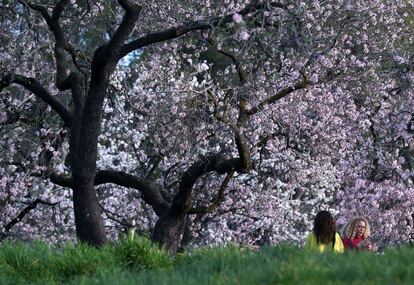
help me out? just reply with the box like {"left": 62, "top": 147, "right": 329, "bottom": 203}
{"left": 1, "top": 0, "right": 413, "bottom": 251}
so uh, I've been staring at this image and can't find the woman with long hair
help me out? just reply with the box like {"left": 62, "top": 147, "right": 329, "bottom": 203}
{"left": 341, "top": 217, "right": 373, "bottom": 251}
{"left": 304, "top": 210, "right": 344, "bottom": 253}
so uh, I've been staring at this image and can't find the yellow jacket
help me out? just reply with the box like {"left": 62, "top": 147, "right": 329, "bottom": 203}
{"left": 304, "top": 232, "right": 344, "bottom": 253}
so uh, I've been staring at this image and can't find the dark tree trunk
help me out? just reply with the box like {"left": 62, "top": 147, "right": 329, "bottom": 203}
{"left": 70, "top": 81, "right": 108, "bottom": 246}
{"left": 179, "top": 216, "right": 194, "bottom": 251}
{"left": 72, "top": 181, "right": 107, "bottom": 246}
{"left": 152, "top": 212, "right": 187, "bottom": 253}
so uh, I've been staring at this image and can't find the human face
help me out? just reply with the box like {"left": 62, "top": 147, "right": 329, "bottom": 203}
{"left": 355, "top": 220, "right": 366, "bottom": 237}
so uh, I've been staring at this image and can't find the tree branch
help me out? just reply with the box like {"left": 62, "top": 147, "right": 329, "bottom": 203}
{"left": 19, "top": 0, "right": 72, "bottom": 90}
{"left": 90, "top": 0, "right": 141, "bottom": 86}
{"left": 98, "top": 202, "right": 134, "bottom": 228}
{"left": 118, "top": 1, "right": 286, "bottom": 59}
{"left": 64, "top": 44, "right": 91, "bottom": 78}
{"left": 49, "top": 170, "right": 170, "bottom": 216}
{"left": 49, "top": 172, "right": 73, "bottom": 188}
{"left": 302, "top": 15, "right": 353, "bottom": 70}
{"left": 188, "top": 171, "right": 234, "bottom": 214}
{"left": 0, "top": 73, "right": 73, "bottom": 126}
{"left": 234, "top": 127, "right": 253, "bottom": 172}
{"left": 207, "top": 39, "right": 247, "bottom": 84}
{"left": 168, "top": 154, "right": 243, "bottom": 215}
{"left": 52, "top": 0, "right": 68, "bottom": 21}
{"left": 18, "top": 0, "right": 49, "bottom": 19}
{"left": 207, "top": 89, "right": 253, "bottom": 172}
{"left": 96, "top": 170, "right": 169, "bottom": 216}
{"left": 247, "top": 77, "right": 311, "bottom": 116}
{"left": 108, "top": 1, "right": 142, "bottom": 50}
{"left": 0, "top": 198, "right": 59, "bottom": 242}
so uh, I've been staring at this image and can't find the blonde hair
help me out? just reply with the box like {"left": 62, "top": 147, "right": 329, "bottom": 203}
{"left": 342, "top": 217, "right": 371, "bottom": 240}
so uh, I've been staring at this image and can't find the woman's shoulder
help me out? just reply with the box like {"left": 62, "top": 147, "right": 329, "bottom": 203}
{"left": 341, "top": 235, "right": 350, "bottom": 242}
{"left": 341, "top": 235, "right": 351, "bottom": 245}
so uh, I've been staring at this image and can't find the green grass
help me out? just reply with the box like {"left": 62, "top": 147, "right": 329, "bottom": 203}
{"left": 0, "top": 237, "right": 413, "bottom": 285}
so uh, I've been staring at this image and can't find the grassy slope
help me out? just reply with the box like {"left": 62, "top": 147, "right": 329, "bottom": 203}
{"left": 0, "top": 237, "right": 412, "bottom": 285}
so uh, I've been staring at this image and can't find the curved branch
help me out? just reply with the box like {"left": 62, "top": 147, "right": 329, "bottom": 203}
{"left": 0, "top": 73, "right": 73, "bottom": 126}
{"left": 96, "top": 170, "right": 169, "bottom": 216}
{"left": 50, "top": 0, "right": 71, "bottom": 90}
{"left": 18, "top": 0, "right": 50, "bottom": 19}
{"left": 168, "top": 154, "right": 243, "bottom": 215}
{"left": 108, "top": 1, "right": 142, "bottom": 50}
{"left": 98, "top": 202, "right": 134, "bottom": 228}
{"left": 151, "top": 155, "right": 244, "bottom": 252}
{"left": 64, "top": 44, "right": 91, "bottom": 77}
{"left": 49, "top": 170, "right": 170, "bottom": 216}
{"left": 49, "top": 172, "right": 73, "bottom": 188}
{"left": 247, "top": 77, "right": 311, "bottom": 116}
{"left": 90, "top": 0, "right": 141, "bottom": 86}
{"left": 188, "top": 171, "right": 234, "bottom": 214}
{"left": 20, "top": 0, "right": 72, "bottom": 90}
{"left": 0, "top": 198, "right": 59, "bottom": 242}
{"left": 119, "top": 1, "right": 286, "bottom": 59}
{"left": 52, "top": 155, "right": 242, "bottom": 217}
{"left": 207, "top": 39, "right": 247, "bottom": 84}
{"left": 207, "top": 90, "right": 253, "bottom": 172}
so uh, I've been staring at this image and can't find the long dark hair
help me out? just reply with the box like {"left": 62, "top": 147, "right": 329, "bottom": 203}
{"left": 313, "top": 210, "right": 337, "bottom": 246}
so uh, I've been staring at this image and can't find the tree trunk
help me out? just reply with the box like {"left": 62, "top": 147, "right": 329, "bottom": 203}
{"left": 70, "top": 83, "right": 108, "bottom": 246}
{"left": 72, "top": 181, "right": 107, "bottom": 246}
{"left": 152, "top": 155, "right": 242, "bottom": 253}
{"left": 152, "top": 212, "right": 187, "bottom": 253}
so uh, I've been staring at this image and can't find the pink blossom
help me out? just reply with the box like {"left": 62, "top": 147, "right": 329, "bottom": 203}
{"left": 240, "top": 30, "right": 250, "bottom": 41}
{"left": 232, "top": 13, "right": 243, "bottom": 24}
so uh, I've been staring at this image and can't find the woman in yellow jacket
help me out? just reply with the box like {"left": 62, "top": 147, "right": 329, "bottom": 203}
{"left": 304, "top": 210, "right": 344, "bottom": 253}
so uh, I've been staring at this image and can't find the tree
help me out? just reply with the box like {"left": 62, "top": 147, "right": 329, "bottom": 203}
{"left": 1, "top": 0, "right": 286, "bottom": 249}
{"left": 1, "top": 0, "right": 413, "bottom": 251}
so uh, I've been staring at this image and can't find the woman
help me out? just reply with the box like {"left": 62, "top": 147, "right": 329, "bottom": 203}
{"left": 304, "top": 210, "right": 344, "bottom": 253}
{"left": 341, "top": 217, "right": 373, "bottom": 251}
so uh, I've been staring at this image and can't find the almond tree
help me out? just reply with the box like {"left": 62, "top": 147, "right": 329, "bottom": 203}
{"left": 1, "top": 0, "right": 294, "bottom": 249}
{"left": 1, "top": 0, "right": 412, "bottom": 251}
